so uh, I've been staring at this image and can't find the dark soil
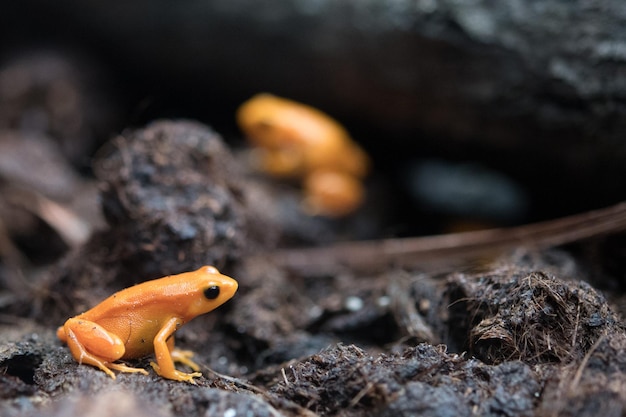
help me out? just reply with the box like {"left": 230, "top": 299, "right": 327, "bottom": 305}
{"left": 1, "top": 51, "right": 626, "bottom": 417}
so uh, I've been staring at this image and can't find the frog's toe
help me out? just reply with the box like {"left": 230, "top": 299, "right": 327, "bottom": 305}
{"left": 171, "top": 348, "right": 201, "bottom": 371}
{"left": 150, "top": 361, "right": 202, "bottom": 383}
{"left": 176, "top": 371, "right": 203, "bottom": 384}
{"left": 107, "top": 362, "right": 149, "bottom": 375}
{"left": 93, "top": 362, "right": 117, "bottom": 379}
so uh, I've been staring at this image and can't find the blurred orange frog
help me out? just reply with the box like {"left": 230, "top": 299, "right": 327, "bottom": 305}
{"left": 237, "top": 93, "right": 370, "bottom": 217}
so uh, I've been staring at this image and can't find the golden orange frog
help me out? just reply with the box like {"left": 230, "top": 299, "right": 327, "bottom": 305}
{"left": 57, "top": 266, "right": 238, "bottom": 383}
{"left": 237, "top": 93, "right": 370, "bottom": 217}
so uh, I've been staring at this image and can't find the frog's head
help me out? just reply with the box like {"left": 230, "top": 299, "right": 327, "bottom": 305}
{"left": 186, "top": 266, "right": 238, "bottom": 317}
{"left": 236, "top": 93, "right": 290, "bottom": 148}
{"left": 236, "top": 93, "right": 329, "bottom": 148}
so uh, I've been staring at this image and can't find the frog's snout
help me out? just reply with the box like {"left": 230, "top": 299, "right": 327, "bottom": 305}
{"left": 222, "top": 276, "right": 238, "bottom": 298}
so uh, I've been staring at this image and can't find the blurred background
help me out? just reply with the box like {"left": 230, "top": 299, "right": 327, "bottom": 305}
{"left": 2, "top": 0, "right": 626, "bottom": 239}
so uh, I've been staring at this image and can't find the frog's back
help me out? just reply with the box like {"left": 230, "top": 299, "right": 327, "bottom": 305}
{"left": 78, "top": 275, "right": 196, "bottom": 322}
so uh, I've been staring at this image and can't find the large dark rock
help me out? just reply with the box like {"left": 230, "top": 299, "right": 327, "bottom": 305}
{"left": 2, "top": 0, "right": 625, "bottom": 216}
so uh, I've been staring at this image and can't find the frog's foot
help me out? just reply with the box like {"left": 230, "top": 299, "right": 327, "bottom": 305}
{"left": 149, "top": 361, "right": 202, "bottom": 384}
{"left": 80, "top": 355, "right": 117, "bottom": 379}
{"left": 171, "top": 348, "right": 201, "bottom": 371}
{"left": 107, "top": 362, "right": 149, "bottom": 375}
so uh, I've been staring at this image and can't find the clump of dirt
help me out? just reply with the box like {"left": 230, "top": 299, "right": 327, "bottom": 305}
{"left": 537, "top": 332, "right": 626, "bottom": 416}
{"left": 253, "top": 343, "right": 541, "bottom": 417}
{"left": 93, "top": 119, "right": 264, "bottom": 275}
{"left": 445, "top": 267, "right": 621, "bottom": 364}
{"left": 40, "top": 120, "right": 278, "bottom": 319}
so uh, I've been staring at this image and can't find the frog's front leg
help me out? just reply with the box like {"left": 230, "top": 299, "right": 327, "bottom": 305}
{"left": 149, "top": 317, "right": 202, "bottom": 383}
{"left": 60, "top": 318, "right": 148, "bottom": 379}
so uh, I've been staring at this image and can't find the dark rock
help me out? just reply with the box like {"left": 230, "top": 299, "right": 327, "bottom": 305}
{"left": 3, "top": 0, "right": 626, "bottom": 217}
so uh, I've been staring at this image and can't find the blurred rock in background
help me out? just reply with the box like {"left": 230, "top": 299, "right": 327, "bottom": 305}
{"left": 2, "top": 0, "right": 625, "bottom": 230}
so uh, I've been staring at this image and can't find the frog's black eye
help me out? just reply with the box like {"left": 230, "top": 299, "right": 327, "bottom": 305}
{"left": 204, "top": 286, "right": 220, "bottom": 300}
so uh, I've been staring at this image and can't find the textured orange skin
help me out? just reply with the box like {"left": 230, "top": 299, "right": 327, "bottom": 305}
{"left": 237, "top": 93, "right": 369, "bottom": 217}
{"left": 57, "top": 266, "right": 238, "bottom": 382}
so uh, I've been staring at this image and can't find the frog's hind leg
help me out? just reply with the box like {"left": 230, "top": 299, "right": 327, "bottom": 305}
{"left": 62, "top": 318, "right": 147, "bottom": 378}
{"left": 64, "top": 327, "right": 119, "bottom": 379}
